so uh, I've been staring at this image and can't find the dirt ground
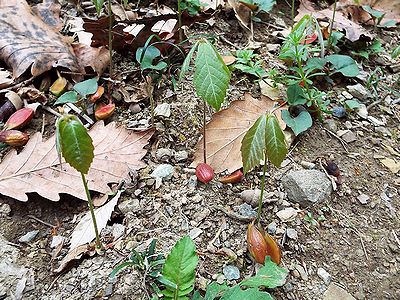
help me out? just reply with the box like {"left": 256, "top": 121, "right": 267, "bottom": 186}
{"left": 0, "top": 0, "right": 399, "bottom": 299}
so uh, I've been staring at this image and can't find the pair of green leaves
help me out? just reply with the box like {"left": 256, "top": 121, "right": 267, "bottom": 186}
{"left": 241, "top": 114, "right": 287, "bottom": 175}
{"left": 136, "top": 35, "right": 168, "bottom": 71}
{"left": 193, "top": 257, "right": 288, "bottom": 300}
{"left": 180, "top": 40, "right": 231, "bottom": 111}
{"left": 55, "top": 78, "right": 98, "bottom": 105}
{"left": 56, "top": 115, "right": 94, "bottom": 175}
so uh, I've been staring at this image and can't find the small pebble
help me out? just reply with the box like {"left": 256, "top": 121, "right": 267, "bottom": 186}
{"left": 317, "top": 267, "right": 331, "bottom": 285}
{"left": 267, "top": 222, "right": 277, "bottom": 234}
{"left": 357, "top": 194, "right": 370, "bottom": 205}
{"left": 236, "top": 203, "right": 257, "bottom": 218}
{"left": 174, "top": 150, "right": 189, "bottom": 162}
{"left": 286, "top": 228, "right": 298, "bottom": 240}
{"left": 189, "top": 228, "right": 203, "bottom": 240}
{"left": 0, "top": 203, "right": 11, "bottom": 217}
{"left": 223, "top": 265, "right": 240, "bottom": 280}
{"left": 156, "top": 148, "right": 173, "bottom": 162}
{"left": 19, "top": 230, "right": 39, "bottom": 243}
{"left": 332, "top": 106, "right": 346, "bottom": 118}
{"left": 300, "top": 161, "right": 315, "bottom": 169}
{"left": 129, "top": 103, "right": 142, "bottom": 113}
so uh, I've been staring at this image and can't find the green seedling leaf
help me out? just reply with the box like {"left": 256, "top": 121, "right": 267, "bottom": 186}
{"left": 136, "top": 46, "right": 167, "bottom": 71}
{"left": 326, "top": 54, "right": 359, "bottom": 77}
{"left": 281, "top": 110, "right": 312, "bottom": 136}
{"left": 379, "top": 19, "right": 397, "bottom": 28}
{"left": 74, "top": 78, "right": 98, "bottom": 97}
{"left": 56, "top": 115, "right": 94, "bottom": 174}
{"left": 241, "top": 114, "right": 267, "bottom": 174}
{"left": 286, "top": 84, "right": 307, "bottom": 106}
{"left": 362, "top": 5, "right": 385, "bottom": 20}
{"left": 92, "top": 0, "right": 104, "bottom": 15}
{"left": 203, "top": 282, "right": 229, "bottom": 300}
{"left": 179, "top": 43, "right": 199, "bottom": 82}
{"left": 392, "top": 45, "right": 400, "bottom": 59}
{"left": 161, "top": 236, "right": 198, "bottom": 299}
{"left": 253, "top": 0, "right": 276, "bottom": 13}
{"left": 240, "top": 257, "right": 288, "bottom": 289}
{"left": 345, "top": 100, "right": 360, "bottom": 110}
{"left": 265, "top": 115, "right": 287, "bottom": 168}
{"left": 193, "top": 40, "right": 231, "bottom": 111}
{"left": 54, "top": 91, "right": 78, "bottom": 105}
{"left": 221, "top": 285, "right": 273, "bottom": 300}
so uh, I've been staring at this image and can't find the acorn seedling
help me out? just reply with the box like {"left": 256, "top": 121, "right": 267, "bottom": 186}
{"left": 56, "top": 114, "right": 101, "bottom": 250}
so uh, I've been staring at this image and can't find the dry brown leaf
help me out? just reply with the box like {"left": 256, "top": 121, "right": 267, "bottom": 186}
{"left": 69, "top": 191, "right": 121, "bottom": 251}
{"left": 297, "top": 0, "right": 373, "bottom": 42}
{"left": 0, "top": 0, "right": 82, "bottom": 78}
{"left": 339, "top": 0, "right": 400, "bottom": 24}
{"left": 0, "top": 122, "right": 153, "bottom": 202}
{"left": 53, "top": 244, "right": 89, "bottom": 274}
{"left": 71, "top": 44, "right": 110, "bottom": 75}
{"left": 227, "top": 0, "right": 252, "bottom": 30}
{"left": 191, "top": 93, "right": 285, "bottom": 173}
{"left": 0, "top": 0, "right": 110, "bottom": 79}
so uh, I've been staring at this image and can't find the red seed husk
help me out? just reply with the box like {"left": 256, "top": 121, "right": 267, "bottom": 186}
{"left": 4, "top": 107, "right": 34, "bottom": 130}
{"left": 95, "top": 102, "right": 115, "bottom": 120}
{"left": 0, "top": 130, "right": 29, "bottom": 147}
{"left": 195, "top": 163, "right": 214, "bottom": 183}
{"left": 220, "top": 169, "right": 243, "bottom": 184}
{"left": 90, "top": 86, "right": 105, "bottom": 103}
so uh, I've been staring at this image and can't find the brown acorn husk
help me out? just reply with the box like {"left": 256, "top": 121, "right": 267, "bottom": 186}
{"left": 247, "top": 221, "right": 282, "bottom": 265}
{"left": 50, "top": 77, "right": 67, "bottom": 96}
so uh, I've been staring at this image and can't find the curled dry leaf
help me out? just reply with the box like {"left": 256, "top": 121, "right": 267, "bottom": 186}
{"left": 296, "top": 0, "right": 373, "bottom": 42}
{"left": 0, "top": 122, "right": 153, "bottom": 202}
{"left": 191, "top": 93, "right": 286, "bottom": 173}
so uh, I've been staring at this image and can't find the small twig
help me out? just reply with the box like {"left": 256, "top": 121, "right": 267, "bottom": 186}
{"left": 59, "top": 71, "right": 96, "bottom": 76}
{"left": 41, "top": 113, "right": 46, "bottom": 135}
{"left": 28, "top": 215, "right": 56, "bottom": 228}
{"left": 351, "top": 228, "right": 368, "bottom": 260}
{"left": 47, "top": 273, "right": 63, "bottom": 291}
{"left": 218, "top": 34, "right": 241, "bottom": 50}
{"left": 392, "top": 230, "right": 400, "bottom": 248}
{"left": 65, "top": 103, "right": 94, "bottom": 125}
{"left": 9, "top": 77, "right": 35, "bottom": 90}
{"left": 212, "top": 205, "right": 253, "bottom": 222}
{"left": 208, "top": 223, "right": 223, "bottom": 246}
{"left": 42, "top": 106, "right": 62, "bottom": 118}
{"left": 323, "top": 128, "right": 349, "bottom": 152}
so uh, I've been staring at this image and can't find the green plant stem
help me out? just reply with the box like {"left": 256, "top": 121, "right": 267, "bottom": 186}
{"left": 256, "top": 154, "right": 268, "bottom": 226}
{"left": 203, "top": 100, "right": 206, "bottom": 164}
{"left": 147, "top": 78, "right": 155, "bottom": 127}
{"left": 327, "top": 0, "right": 337, "bottom": 52}
{"left": 177, "top": 0, "right": 183, "bottom": 42}
{"left": 291, "top": 0, "right": 295, "bottom": 28}
{"left": 81, "top": 172, "right": 101, "bottom": 249}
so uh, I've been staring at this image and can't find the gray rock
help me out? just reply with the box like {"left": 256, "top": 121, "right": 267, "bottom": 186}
{"left": 18, "top": 230, "right": 39, "bottom": 243}
{"left": 267, "top": 222, "right": 277, "bottom": 234}
{"left": 338, "top": 130, "right": 357, "bottom": 143}
{"left": 317, "top": 267, "right": 331, "bottom": 285}
{"left": 156, "top": 148, "right": 173, "bottom": 162}
{"left": 223, "top": 265, "right": 240, "bottom": 280}
{"left": 300, "top": 161, "right": 316, "bottom": 169}
{"left": 236, "top": 203, "right": 257, "bottom": 218}
{"left": 118, "top": 198, "right": 140, "bottom": 214}
{"left": 286, "top": 228, "right": 298, "bottom": 240}
{"left": 324, "top": 119, "right": 338, "bottom": 132}
{"left": 151, "top": 164, "right": 174, "bottom": 180}
{"left": 356, "top": 104, "right": 368, "bottom": 119}
{"left": 342, "top": 91, "right": 353, "bottom": 99}
{"left": 0, "top": 203, "right": 11, "bottom": 217}
{"left": 112, "top": 224, "right": 125, "bottom": 240}
{"left": 154, "top": 103, "right": 171, "bottom": 117}
{"left": 295, "top": 264, "right": 308, "bottom": 281}
{"left": 174, "top": 150, "right": 189, "bottom": 162}
{"left": 282, "top": 170, "right": 332, "bottom": 207}
{"left": 323, "top": 283, "right": 356, "bottom": 300}
{"left": 129, "top": 103, "right": 142, "bottom": 113}
{"left": 347, "top": 84, "right": 371, "bottom": 99}
{"left": 283, "top": 282, "right": 294, "bottom": 292}
{"left": 357, "top": 194, "right": 369, "bottom": 205}
{"left": 188, "top": 228, "right": 203, "bottom": 240}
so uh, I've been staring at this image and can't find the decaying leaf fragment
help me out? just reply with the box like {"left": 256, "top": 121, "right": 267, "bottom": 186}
{"left": 0, "top": 122, "right": 153, "bottom": 202}
{"left": 0, "top": 0, "right": 109, "bottom": 79}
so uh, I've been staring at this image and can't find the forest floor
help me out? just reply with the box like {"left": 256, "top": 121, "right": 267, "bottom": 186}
{"left": 0, "top": 0, "right": 399, "bottom": 300}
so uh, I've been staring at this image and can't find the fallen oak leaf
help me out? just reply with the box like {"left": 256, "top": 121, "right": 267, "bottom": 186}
{"left": 0, "top": 122, "right": 153, "bottom": 202}
{"left": 191, "top": 93, "right": 286, "bottom": 173}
